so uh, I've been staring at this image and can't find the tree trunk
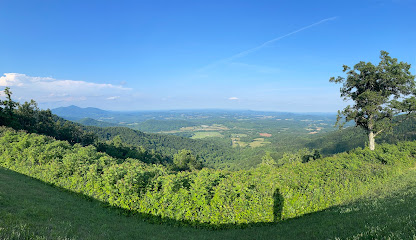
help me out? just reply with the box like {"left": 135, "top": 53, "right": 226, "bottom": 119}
{"left": 369, "top": 131, "right": 375, "bottom": 151}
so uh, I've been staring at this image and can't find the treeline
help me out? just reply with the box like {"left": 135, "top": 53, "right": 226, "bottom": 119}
{"left": 1, "top": 127, "right": 415, "bottom": 227}
{"left": 0, "top": 87, "right": 95, "bottom": 146}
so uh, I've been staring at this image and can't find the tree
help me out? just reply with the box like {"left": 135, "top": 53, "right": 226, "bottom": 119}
{"left": 173, "top": 149, "right": 202, "bottom": 171}
{"left": 330, "top": 51, "right": 416, "bottom": 150}
{"left": 0, "top": 87, "right": 19, "bottom": 126}
{"left": 2, "top": 87, "right": 19, "bottom": 117}
{"left": 260, "top": 152, "right": 276, "bottom": 166}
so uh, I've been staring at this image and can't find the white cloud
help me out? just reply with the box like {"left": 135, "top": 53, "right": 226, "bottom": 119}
{"left": 0, "top": 73, "right": 131, "bottom": 107}
{"left": 107, "top": 96, "right": 120, "bottom": 100}
{"left": 229, "top": 97, "right": 239, "bottom": 100}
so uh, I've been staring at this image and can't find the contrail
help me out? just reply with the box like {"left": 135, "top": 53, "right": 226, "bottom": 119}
{"left": 198, "top": 17, "right": 337, "bottom": 71}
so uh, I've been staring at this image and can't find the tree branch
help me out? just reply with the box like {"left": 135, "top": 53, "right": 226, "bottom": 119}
{"left": 374, "top": 129, "right": 384, "bottom": 137}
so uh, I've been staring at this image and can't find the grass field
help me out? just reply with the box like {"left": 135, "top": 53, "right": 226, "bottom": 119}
{"left": 191, "top": 131, "right": 223, "bottom": 139}
{"left": 2, "top": 167, "right": 416, "bottom": 239}
{"left": 249, "top": 138, "right": 271, "bottom": 147}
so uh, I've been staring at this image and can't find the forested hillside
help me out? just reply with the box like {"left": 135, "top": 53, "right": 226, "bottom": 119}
{"left": 77, "top": 117, "right": 120, "bottom": 127}
{"left": 84, "top": 126, "right": 237, "bottom": 166}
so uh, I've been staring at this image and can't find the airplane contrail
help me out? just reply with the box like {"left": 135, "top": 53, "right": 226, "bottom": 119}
{"left": 198, "top": 16, "right": 337, "bottom": 71}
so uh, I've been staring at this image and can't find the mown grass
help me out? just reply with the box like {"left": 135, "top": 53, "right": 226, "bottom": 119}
{"left": 191, "top": 131, "right": 223, "bottom": 139}
{"left": 1, "top": 167, "right": 416, "bottom": 239}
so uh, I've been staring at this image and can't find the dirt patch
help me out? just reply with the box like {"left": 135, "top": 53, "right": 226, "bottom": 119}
{"left": 259, "top": 133, "right": 272, "bottom": 137}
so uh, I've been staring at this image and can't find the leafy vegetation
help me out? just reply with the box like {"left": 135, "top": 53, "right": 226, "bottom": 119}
{"left": 2, "top": 154, "right": 416, "bottom": 239}
{"left": 1, "top": 127, "right": 416, "bottom": 228}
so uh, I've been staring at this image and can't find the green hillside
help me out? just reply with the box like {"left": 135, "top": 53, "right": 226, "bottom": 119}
{"left": 2, "top": 166, "right": 416, "bottom": 239}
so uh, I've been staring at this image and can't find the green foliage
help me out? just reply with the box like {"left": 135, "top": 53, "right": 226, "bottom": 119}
{"left": 173, "top": 150, "right": 202, "bottom": 171}
{"left": 94, "top": 135, "right": 170, "bottom": 165}
{"left": 0, "top": 87, "right": 19, "bottom": 127}
{"left": 1, "top": 127, "right": 415, "bottom": 228}
{"left": 260, "top": 152, "right": 276, "bottom": 166}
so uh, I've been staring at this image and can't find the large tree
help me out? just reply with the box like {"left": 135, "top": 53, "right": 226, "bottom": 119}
{"left": 330, "top": 51, "right": 416, "bottom": 150}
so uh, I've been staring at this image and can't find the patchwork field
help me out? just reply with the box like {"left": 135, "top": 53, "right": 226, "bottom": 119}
{"left": 161, "top": 124, "right": 229, "bottom": 134}
{"left": 231, "top": 136, "right": 271, "bottom": 148}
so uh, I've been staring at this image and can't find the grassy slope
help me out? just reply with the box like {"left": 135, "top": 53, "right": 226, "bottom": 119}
{"left": 1, "top": 167, "right": 416, "bottom": 239}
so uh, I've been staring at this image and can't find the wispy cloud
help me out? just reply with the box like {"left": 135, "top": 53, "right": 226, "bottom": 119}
{"left": 199, "top": 17, "right": 337, "bottom": 71}
{"left": 228, "top": 62, "right": 280, "bottom": 74}
{"left": 228, "top": 97, "right": 239, "bottom": 100}
{"left": 107, "top": 96, "right": 120, "bottom": 100}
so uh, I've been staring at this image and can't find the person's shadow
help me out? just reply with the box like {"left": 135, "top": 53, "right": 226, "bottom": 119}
{"left": 273, "top": 188, "right": 284, "bottom": 222}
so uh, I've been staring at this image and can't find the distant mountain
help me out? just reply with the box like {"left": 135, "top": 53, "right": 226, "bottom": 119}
{"left": 52, "top": 105, "right": 112, "bottom": 120}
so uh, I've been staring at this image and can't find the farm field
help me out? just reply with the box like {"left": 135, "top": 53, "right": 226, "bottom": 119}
{"left": 191, "top": 131, "right": 223, "bottom": 139}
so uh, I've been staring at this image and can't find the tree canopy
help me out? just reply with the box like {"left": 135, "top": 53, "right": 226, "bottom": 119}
{"left": 330, "top": 51, "right": 416, "bottom": 150}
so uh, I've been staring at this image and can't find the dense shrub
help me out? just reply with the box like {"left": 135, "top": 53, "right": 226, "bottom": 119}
{"left": 1, "top": 127, "right": 415, "bottom": 228}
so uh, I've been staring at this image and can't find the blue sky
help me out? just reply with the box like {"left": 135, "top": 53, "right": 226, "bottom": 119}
{"left": 0, "top": 0, "right": 415, "bottom": 112}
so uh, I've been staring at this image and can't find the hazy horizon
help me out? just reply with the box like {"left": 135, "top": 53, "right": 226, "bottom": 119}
{"left": 52, "top": 104, "right": 338, "bottom": 114}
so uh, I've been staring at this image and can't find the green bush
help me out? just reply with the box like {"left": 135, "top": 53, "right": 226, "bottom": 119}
{"left": 1, "top": 127, "right": 415, "bottom": 228}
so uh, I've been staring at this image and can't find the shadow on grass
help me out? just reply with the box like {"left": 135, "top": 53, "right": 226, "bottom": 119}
{"left": 273, "top": 188, "right": 284, "bottom": 222}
